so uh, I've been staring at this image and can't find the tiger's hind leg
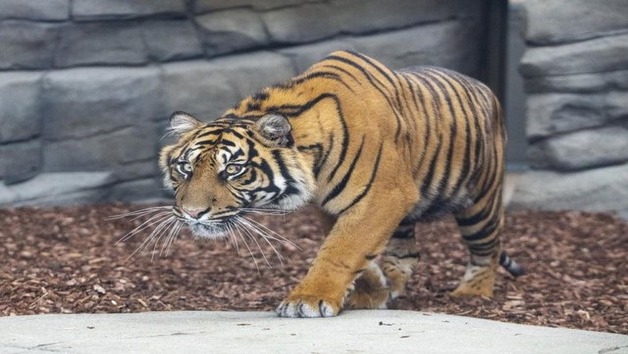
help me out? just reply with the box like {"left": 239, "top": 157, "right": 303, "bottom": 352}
{"left": 380, "top": 221, "right": 419, "bottom": 301}
{"left": 345, "top": 220, "right": 419, "bottom": 309}
{"left": 451, "top": 190, "right": 503, "bottom": 297}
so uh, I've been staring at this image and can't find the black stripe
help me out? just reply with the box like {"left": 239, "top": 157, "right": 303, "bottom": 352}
{"left": 462, "top": 217, "right": 499, "bottom": 242}
{"left": 256, "top": 94, "right": 346, "bottom": 172}
{"left": 403, "top": 73, "right": 432, "bottom": 177}
{"left": 271, "top": 150, "right": 300, "bottom": 196}
{"left": 297, "top": 143, "right": 323, "bottom": 176}
{"left": 337, "top": 143, "right": 383, "bottom": 215}
{"left": 317, "top": 133, "right": 335, "bottom": 179}
{"left": 348, "top": 51, "right": 407, "bottom": 142}
{"left": 252, "top": 92, "right": 269, "bottom": 101}
{"left": 352, "top": 52, "right": 408, "bottom": 142}
{"left": 456, "top": 205, "right": 492, "bottom": 227}
{"left": 468, "top": 237, "right": 499, "bottom": 252}
{"left": 425, "top": 69, "right": 471, "bottom": 198}
{"left": 347, "top": 51, "right": 396, "bottom": 89}
{"left": 322, "top": 64, "right": 362, "bottom": 86}
{"left": 196, "top": 130, "right": 221, "bottom": 139}
{"left": 325, "top": 55, "right": 404, "bottom": 141}
{"left": 426, "top": 70, "right": 479, "bottom": 195}
{"left": 422, "top": 70, "right": 457, "bottom": 196}
{"left": 266, "top": 92, "right": 336, "bottom": 118}
{"left": 417, "top": 74, "right": 444, "bottom": 199}
{"left": 246, "top": 101, "right": 261, "bottom": 112}
{"left": 391, "top": 229, "right": 415, "bottom": 239}
{"left": 322, "top": 137, "right": 365, "bottom": 206}
{"left": 287, "top": 70, "right": 354, "bottom": 92}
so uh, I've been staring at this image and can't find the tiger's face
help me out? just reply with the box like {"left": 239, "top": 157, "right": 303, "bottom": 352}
{"left": 159, "top": 111, "right": 315, "bottom": 239}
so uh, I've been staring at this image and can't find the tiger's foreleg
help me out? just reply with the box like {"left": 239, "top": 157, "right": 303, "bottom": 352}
{"left": 277, "top": 189, "right": 417, "bottom": 318}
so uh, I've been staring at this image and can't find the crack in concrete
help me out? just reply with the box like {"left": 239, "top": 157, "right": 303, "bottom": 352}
{"left": 599, "top": 345, "right": 628, "bottom": 354}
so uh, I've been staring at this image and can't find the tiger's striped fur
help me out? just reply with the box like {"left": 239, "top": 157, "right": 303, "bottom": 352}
{"left": 159, "top": 50, "right": 524, "bottom": 318}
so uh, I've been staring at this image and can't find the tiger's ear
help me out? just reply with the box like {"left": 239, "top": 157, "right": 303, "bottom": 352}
{"left": 169, "top": 111, "right": 202, "bottom": 135}
{"left": 252, "top": 114, "right": 294, "bottom": 147}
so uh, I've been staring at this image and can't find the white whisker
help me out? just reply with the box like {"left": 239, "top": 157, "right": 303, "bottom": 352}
{"left": 126, "top": 215, "right": 175, "bottom": 261}
{"left": 240, "top": 207, "right": 288, "bottom": 216}
{"left": 242, "top": 216, "right": 299, "bottom": 250}
{"left": 161, "top": 220, "right": 183, "bottom": 257}
{"left": 116, "top": 211, "right": 173, "bottom": 244}
{"left": 237, "top": 218, "right": 272, "bottom": 268}
{"left": 150, "top": 217, "right": 176, "bottom": 261}
{"left": 236, "top": 217, "right": 284, "bottom": 267}
{"left": 107, "top": 206, "right": 172, "bottom": 220}
{"left": 230, "top": 221, "right": 260, "bottom": 273}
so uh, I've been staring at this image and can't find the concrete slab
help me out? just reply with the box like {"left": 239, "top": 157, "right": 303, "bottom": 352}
{"left": 1, "top": 310, "right": 626, "bottom": 354}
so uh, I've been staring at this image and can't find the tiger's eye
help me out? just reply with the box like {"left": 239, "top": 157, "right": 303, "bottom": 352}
{"left": 175, "top": 161, "right": 193, "bottom": 179}
{"left": 225, "top": 164, "right": 244, "bottom": 175}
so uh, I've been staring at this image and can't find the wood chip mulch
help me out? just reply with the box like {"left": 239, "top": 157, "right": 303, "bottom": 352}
{"left": 1, "top": 204, "right": 626, "bottom": 334}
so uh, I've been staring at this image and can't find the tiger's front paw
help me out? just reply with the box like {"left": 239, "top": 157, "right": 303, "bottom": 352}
{"left": 276, "top": 294, "right": 342, "bottom": 318}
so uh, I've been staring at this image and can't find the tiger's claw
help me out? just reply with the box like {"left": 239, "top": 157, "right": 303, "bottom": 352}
{"left": 276, "top": 296, "right": 341, "bottom": 318}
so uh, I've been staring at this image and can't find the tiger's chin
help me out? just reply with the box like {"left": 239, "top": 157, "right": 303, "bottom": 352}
{"left": 187, "top": 223, "right": 228, "bottom": 240}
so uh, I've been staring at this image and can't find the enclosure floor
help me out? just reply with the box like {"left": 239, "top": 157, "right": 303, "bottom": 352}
{"left": 1, "top": 204, "right": 626, "bottom": 334}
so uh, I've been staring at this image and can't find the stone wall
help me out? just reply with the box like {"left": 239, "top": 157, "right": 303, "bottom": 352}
{"left": 0, "top": 0, "right": 494, "bottom": 206}
{"left": 510, "top": 0, "right": 628, "bottom": 218}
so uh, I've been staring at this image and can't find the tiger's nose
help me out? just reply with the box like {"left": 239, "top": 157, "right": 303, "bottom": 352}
{"left": 182, "top": 207, "right": 206, "bottom": 219}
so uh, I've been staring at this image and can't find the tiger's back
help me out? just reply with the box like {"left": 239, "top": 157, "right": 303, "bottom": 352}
{"left": 159, "top": 50, "right": 522, "bottom": 318}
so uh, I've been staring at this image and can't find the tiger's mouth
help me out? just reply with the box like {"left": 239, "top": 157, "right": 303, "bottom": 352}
{"left": 186, "top": 221, "right": 229, "bottom": 239}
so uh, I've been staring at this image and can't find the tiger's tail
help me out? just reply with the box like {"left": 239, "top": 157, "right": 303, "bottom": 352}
{"left": 499, "top": 251, "right": 526, "bottom": 277}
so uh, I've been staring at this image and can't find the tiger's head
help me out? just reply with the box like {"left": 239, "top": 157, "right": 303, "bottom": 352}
{"left": 159, "top": 111, "right": 315, "bottom": 239}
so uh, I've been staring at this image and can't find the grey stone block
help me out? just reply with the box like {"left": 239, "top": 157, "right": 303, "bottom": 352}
{"left": 43, "top": 126, "right": 158, "bottom": 172}
{"left": 194, "top": 0, "right": 304, "bottom": 13}
{"left": 212, "top": 52, "right": 296, "bottom": 99}
{"left": 195, "top": 9, "right": 269, "bottom": 56}
{"left": 279, "top": 39, "right": 357, "bottom": 73}
{"left": 510, "top": 163, "right": 628, "bottom": 219}
{"left": 0, "top": 182, "right": 17, "bottom": 204}
{"left": 55, "top": 22, "right": 148, "bottom": 67}
{"left": 161, "top": 60, "right": 238, "bottom": 121}
{"left": 525, "top": 69, "right": 628, "bottom": 94}
{"left": 262, "top": 3, "right": 338, "bottom": 44}
{"left": 41, "top": 66, "right": 162, "bottom": 141}
{"left": 279, "top": 19, "right": 483, "bottom": 76}
{"left": 0, "top": 0, "right": 69, "bottom": 20}
{"left": 0, "top": 72, "right": 43, "bottom": 143}
{"left": 526, "top": 91, "right": 628, "bottom": 139}
{"left": 115, "top": 159, "right": 159, "bottom": 182}
{"left": 0, "top": 172, "right": 115, "bottom": 206}
{"left": 72, "top": 0, "right": 186, "bottom": 20}
{"left": 0, "top": 21, "right": 58, "bottom": 70}
{"left": 524, "top": 0, "right": 628, "bottom": 45}
{"left": 527, "top": 126, "right": 628, "bottom": 171}
{"left": 109, "top": 178, "right": 163, "bottom": 202}
{"left": 350, "top": 20, "right": 483, "bottom": 76}
{"left": 263, "top": 0, "right": 480, "bottom": 44}
{"left": 160, "top": 52, "right": 295, "bottom": 120}
{"left": 520, "top": 33, "right": 628, "bottom": 77}
{"left": 329, "top": 0, "right": 479, "bottom": 36}
{"left": 141, "top": 20, "right": 204, "bottom": 62}
{"left": 0, "top": 140, "right": 41, "bottom": 184}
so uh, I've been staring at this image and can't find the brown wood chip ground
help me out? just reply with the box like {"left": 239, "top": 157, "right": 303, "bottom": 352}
{"left": 1, "top": 204, "right": 626, "bottom": 334}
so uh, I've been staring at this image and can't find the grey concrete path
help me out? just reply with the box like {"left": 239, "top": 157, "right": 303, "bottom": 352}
{"left": 1, "top": 310, "right": 627, "bottom": 354}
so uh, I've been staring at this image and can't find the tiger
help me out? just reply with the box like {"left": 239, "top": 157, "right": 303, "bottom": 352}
{"left": 159, "top": 50, "right": 524, "bottom": 318}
